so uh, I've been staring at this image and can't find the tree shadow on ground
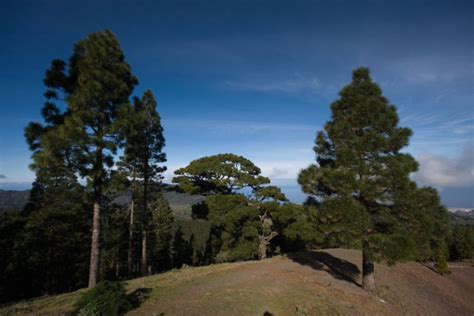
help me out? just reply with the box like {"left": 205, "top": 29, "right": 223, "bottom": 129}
{"left": 288, "top": 251, "right": 361, "bottom": 286}
{"left": 126, "top": 288, "right": 152, "bottom": 311}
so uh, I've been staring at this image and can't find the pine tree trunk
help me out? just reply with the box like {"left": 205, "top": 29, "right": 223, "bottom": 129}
{"left": 258, "top": 232, "right": 277, "bottom": 260}
{"left": 362, "top": 246, "right": 377, "bottom": 295}
{"left": 141, "top": 231, "right": 147, "bottom": 276}
{"left": 141, "top": 159, "right": 149, "bottom": 276}
{"left": 88, "top": 200, "right": 100, "bottom": 288}
{"left": 127, "top": 199, "right": 134, "bottom": 277}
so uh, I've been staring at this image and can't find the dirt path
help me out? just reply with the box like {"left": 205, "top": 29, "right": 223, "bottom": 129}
{"left": 127, "top": 249, "right": 474, "bottom": 315}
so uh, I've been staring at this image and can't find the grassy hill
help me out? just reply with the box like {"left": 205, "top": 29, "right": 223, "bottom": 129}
{"left": 1, "top": 249, "right": 472, "bottom": 316}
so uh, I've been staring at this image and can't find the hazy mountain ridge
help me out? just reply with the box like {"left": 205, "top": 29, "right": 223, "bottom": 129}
{"left": 2, "top": 190, "right": 473, "bottom": 225}
{"left": 0, "top": 189, "right": 204, "bottom": 219}
{"left": 0, "top": 190, "right": 30, "bottom": 213}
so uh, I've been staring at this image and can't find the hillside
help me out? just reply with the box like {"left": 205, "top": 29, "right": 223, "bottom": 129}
{"left": 1, "top": 249, "right": 472, "bottom": 316}
{"left": 0, "top": 190, "right": 29, "bottom": 213}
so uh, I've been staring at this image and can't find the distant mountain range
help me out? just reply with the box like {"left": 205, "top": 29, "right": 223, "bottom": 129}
{"left": 0, "top": 190, "right": 30, "bottom": 213}
{"left": 0, "top": 189, "right": 204, "bottom": 220}
{"left": 448, "top": 208, "right": 474, "bottom": 226}
{"left": 2, "top": 189, "right": 473, "bottom": 226}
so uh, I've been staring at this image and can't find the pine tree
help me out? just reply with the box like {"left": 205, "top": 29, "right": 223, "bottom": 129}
{"left": 149, "top": 193, "right": 174, "bottom": 272}
{"left": 118, "top": 90, "right": 166, "bottom": 276}
{"left": 44, "top": 30, "right": 138, "bottom": 287}
{"left": 172, "top": 153, "right": 270, "bottom": 196}
{"left": 298, "top": 67, "right": 425, "bottom": 294}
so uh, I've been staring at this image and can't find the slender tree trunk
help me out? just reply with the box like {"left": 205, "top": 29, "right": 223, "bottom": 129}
{"left": 141, "top": 231, "right": 147, "bottom": 275}
{"left": 127, "top": 199, "right": 135, "bottom": 276}
{"left": 258, "top": 232, "right": 278, "bottom": 260}
{"left": 88, "top": 199, "right": 100, "bottom": 288}
{"left": 89, "top": 141, "right": 103, "bottom": 288}
{"left": 141, "top": 158, "right": 149, "bottom": 276}
{"left": 362, "top": 245, "right": 377, "bottom": 295}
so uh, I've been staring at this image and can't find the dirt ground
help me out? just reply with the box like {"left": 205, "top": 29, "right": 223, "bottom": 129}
{"left": 126, "top": 249, "right": 474, "bottom": 316}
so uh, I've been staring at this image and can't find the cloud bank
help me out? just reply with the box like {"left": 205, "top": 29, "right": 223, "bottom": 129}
{"left": 415, "top": 146, "right": 474, "bottom": 187}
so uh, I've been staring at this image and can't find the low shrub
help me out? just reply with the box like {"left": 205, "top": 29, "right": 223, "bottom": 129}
{"left": 74, "top": 281, "right": 132, "bottom": 316}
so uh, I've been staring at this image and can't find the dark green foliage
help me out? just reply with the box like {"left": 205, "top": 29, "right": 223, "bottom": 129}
{"left": 254, "top": 186, "right": 288, "bottom": 202}
{"left": 118, "top": 90, "right": 166, "bottom": 184}
{"left": 173, "top": 153, "right": 270, "bottom": 195}
{"left": 206, "top": 194, "right": 260, "bottom": 262}
{"left": 404, "top": 187, "right": 451, "bottom": 266}
{"left": 0, "top": 212, "right": 28, "bottom": 302}
{"left": 434, "top": 242, "right": 450, "bottom": 275}
{"left": 149, "top": 193, "right": 174, "bottom": 272}
{"left": 450, "top": 225, "right": 474, "bottom": 261}
{"left": 0, "top": 179, "right": 90, "bottom": 303}
{"left": 271, "top": 203, "right": 318, "bottom": 251}
{"left": 171, "top": 227, "right": 194, "bottom": 267}
{"left": 316, "top": 196, "right": 368, "bottom": 249}
{"left": 174, "top": 219, "right": 212, "bottom": 266}
{"left": 100, "top": 204, "right": 129, "bottom": 281}
{"left": 74, "top": 281, "right": 131, "bottom": 316}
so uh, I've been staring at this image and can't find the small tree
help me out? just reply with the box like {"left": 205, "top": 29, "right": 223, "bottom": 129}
{"left": 298, "top": 67, "right": 444, "bottom": 294}
{"left": 174, "top": 154, "right": 289, "bottom": 262}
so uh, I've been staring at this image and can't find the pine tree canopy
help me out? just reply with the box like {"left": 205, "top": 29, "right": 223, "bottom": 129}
{"left": 118, "top": 89, "right": 167, "bottom": 184}
{"left": 298, "top": 67, "right": 436, "bottom": 263}
{"left": 254, "top": 186, "right": 288, "bottom": 202}
{"left": 58, "top": 30, "right": 137, "bottom": 182}
{"left": 172, "top": 153, "right": 271, "bottom": 195}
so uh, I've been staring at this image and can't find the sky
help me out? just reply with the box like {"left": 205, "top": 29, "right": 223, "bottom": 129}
{"left": 0, "top": 0, "right": 473, "bottom": 207}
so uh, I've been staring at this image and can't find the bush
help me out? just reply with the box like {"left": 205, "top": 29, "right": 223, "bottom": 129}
{"left": 75, "top": 281, "right": 131, "bottom": 316}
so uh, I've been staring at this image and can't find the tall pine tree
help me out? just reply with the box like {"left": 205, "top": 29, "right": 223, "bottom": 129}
{"left": 298, "top": 67, "right": 426, "bottom": 294}
{"left": 45, "top": 30, "right": 138, "bottom": 287}
{"left": 118, "top": 90, "right": 166, "bottom": 276}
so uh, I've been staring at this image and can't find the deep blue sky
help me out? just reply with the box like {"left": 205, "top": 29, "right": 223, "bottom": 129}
{"left": 0, "top": 0, "right": 473, "bottom": 207}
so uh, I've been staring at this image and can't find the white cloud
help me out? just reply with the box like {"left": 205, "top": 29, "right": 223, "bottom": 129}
{"left": 225, "top": 75, "right": 322, "bottom": 93}
{"left": 399, "top": 111, "right": 474, "bottom": 151}
{"left": 223, "top": 73, "right": 340, "bottom": 102}
{"left": 381, "top": 56, "right": 473, "bottom": 87}
{"left": 256, "top": 160, "right": 308, "bottom": 181}
{"left": 164, "top": 118, "right": 316, "bottom": 134}
{"left": 415, "top": 146, "right": 474, "bottom": 187}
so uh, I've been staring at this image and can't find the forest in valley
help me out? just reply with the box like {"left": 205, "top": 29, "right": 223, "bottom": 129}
{"left": 1, "top": 30, "right": 473, "bottom": 308}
